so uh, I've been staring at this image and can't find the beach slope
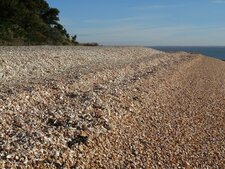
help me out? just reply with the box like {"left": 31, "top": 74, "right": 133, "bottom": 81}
{"left": 0, "top": 47, "right": 224, "bottom": 168}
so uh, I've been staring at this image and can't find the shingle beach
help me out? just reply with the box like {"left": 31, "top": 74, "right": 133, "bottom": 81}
{"left": 0, "top": 46, "right": 224, "bottom": 168}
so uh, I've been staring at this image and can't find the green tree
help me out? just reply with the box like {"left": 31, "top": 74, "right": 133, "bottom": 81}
{"left": 0, "top": 0, "right": 76, "bottom": 45}
{"left": 72, "top": 35, "right": 77, "bottom": 43}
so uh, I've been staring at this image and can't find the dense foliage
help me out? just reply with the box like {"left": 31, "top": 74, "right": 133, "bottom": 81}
{"left": 0, "top": 0, "right": 76, "bottom": 45}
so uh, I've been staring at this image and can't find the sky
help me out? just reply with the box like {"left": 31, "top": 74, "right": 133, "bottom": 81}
{"left": 47, "top": 0, "right": 225, "bottom": 46}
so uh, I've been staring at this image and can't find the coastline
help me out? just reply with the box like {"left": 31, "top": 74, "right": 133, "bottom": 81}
{"left": 0, "top": 46, "right": 224, "bottom": 168}
{"left": 150, "top": 46, "right": 225, "bottom": 61}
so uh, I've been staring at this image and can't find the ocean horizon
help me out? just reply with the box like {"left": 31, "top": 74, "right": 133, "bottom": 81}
{"left": 150, "top": 46, "right": 225, "bottom": 60}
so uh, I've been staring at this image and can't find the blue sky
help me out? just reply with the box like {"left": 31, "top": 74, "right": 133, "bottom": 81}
{"left": 47, "top": 0, "right": 225, "bottom": 46}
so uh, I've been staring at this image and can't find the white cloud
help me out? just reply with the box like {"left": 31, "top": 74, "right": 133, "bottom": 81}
{"left": 133, "top": 5, "right": 168, "bottom": 10}
{"left": 83, "top": 15, "right": 159, "bottom": 24}
{"left": 76, "top": 24, "right": 225, "bottom": 46}
{"left": 211, "top": 0, "right": 225, "bottom": 4}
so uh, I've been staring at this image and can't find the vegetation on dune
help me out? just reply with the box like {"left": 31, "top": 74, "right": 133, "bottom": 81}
{"left": 0, "top": 0, "right": 78, "bottom": 45}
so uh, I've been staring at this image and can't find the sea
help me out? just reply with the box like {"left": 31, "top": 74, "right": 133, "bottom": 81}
{"left": 150, "top": 46, "right": 225, "bottom": 60}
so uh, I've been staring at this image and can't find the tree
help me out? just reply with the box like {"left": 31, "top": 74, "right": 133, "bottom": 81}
{"left": 72, "top": 35, "right": 77, "bottom": 42}
{"left": 0, "top": 0, "right": 19, "bottom": 21}
{"left": 42, "top": 8, "right": 59, "bottom": 25}
{"left": 0, "top": 0, "right": 75, "bottom": 45}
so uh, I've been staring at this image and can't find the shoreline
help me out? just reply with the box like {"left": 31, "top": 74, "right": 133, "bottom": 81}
{"left": 149, "top": 46, "right": 225, "bottom": 61}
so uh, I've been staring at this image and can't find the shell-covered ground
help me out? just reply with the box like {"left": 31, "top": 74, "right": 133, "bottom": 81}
{"left": 0, "top": 46, "right": 224, "bottom": 168}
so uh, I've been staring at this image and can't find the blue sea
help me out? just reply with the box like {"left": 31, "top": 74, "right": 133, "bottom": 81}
{"left": 150, "top": 46, "right": 225, "bottom": 60}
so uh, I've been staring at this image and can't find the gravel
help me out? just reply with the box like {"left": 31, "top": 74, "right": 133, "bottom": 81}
{"left": 0, "top": 46, "right": 224, "bottom": 168}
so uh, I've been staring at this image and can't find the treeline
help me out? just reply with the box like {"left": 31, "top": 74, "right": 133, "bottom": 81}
{"left": 0, "top": 0, "right": 78, "bottom": 45}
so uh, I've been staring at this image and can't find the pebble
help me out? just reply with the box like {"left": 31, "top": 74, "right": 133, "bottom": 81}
{"left": 0, "top": 46, "right": 223, "bottom": 169}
